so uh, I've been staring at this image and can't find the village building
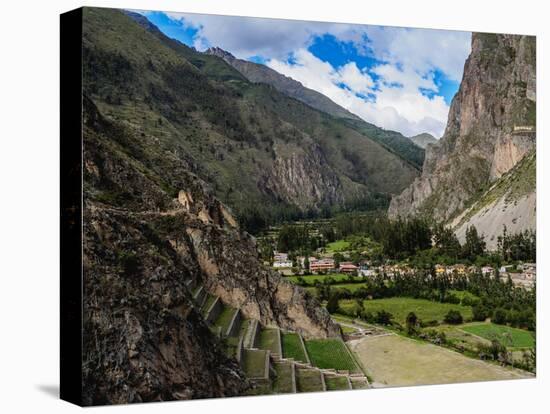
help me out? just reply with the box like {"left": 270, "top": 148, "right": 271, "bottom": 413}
{"left": 339, "top": 262, "right": 358, "bottom": 274}
{"left": 298, "top": 256, "right": 317, "bottom": 268}
{"left": 273, "top": 260, "right": 293, "bottom": 268}
{"left": 273, "top": 251, "right": 289, "bottom": 262}
{"left": 309, "top": 258, "right": 335, "bottom": 273}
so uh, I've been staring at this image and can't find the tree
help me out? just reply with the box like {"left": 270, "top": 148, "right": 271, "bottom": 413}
{"left": 433, "top": 223, "right": 462, "bottom": 259}
{"left": 462, "top": 225, "right": 486, "bottom": 261}
{"left": 406, "top": 312, "right": 418, "bottom": 335}
{"left": 444, "top": 310, "right": 463, "bottom": 325}
{"left": 326, "top": 293, "right": 340, "bottom": 314}
{"left": 493, "top": 308, "right": 508, "bottom": 325}
{"left": 472, "top": 305, "right": 489, "bottom": 322}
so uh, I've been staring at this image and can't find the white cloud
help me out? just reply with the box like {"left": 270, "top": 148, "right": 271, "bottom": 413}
{"left": 362, "top": 26, "right": 471, "bottom": 81}
{"left": 157, "top": 12, "right": 471, "bottom": 137}
{"left": 267, "top": 50, "right": 449, "bottom": 138}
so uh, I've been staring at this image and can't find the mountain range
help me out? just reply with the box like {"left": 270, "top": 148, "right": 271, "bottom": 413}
{"left": 81, "top": 9, "right": 424, "bottom": 234}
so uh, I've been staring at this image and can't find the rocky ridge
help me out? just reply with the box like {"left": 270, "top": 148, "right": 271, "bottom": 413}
{"left": 389, "top": 33, "right": 536, "bottom": 241}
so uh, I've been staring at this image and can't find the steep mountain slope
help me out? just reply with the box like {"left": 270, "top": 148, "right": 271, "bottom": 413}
{"left": 451, "top": 151, "right": 535, "bottom": 249}
{"left": 389, "top": 33, "right": 536, "bottom": 240}
{"left": 206, "top": 46, "right": 361, "bottom": 121}
{"left": 410, "top": 133, "right": 438, "bottom": 149}
{"left": 82, "top": 92, "right": 340, "bottom": 403}
{"left": 205, "top": 46, "right": 425, "bottom": 170}
{"left": 84, "top": 9, "right": 419, "bottom": 233}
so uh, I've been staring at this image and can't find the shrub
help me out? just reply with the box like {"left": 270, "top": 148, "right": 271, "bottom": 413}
{"left": 375, "top": 310, "right": 394, "bottom": 325}
{"left": 444, "top": 310, "right": 463, "bottom": 325}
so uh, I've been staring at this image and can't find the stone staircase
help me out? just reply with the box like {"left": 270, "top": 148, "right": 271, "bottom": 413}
{"left": 189, "top": 283, "right": 370, "bottom": 395}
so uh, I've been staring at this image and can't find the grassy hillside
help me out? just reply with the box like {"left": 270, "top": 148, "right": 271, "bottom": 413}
{"left": 82, "top": 8, "right": 419, "bottom": 232}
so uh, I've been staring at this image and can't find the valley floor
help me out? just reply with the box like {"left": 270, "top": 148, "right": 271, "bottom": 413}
{"left": 348, "top": 333, "right": 532, "bottom": 388}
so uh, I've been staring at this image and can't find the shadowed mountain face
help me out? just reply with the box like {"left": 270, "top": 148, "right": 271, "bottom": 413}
{"left": 389, "top": 33, "right": 536, "bottom": 243}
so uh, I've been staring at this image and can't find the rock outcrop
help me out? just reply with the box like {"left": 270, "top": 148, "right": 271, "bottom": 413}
{"left": 82, "top": 96, "right": 339, "bottom": 404}
{"left": 389, "top": 33, "right": 536, "bottom": 242}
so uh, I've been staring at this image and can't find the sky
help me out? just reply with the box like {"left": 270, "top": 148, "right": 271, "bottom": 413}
{"left": 134, "top": 10, "right": 472, "bottom": 138}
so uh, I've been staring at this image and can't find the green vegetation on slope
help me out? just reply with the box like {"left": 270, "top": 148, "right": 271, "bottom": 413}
{"left": 339, "top": 297, "right": 473, "bottom": 324}
{"left": 461, "top": 323, "right": 535, "bottom": 349}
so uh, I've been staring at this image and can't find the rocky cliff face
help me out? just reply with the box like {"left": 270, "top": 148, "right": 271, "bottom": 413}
{"left": 82, "top": 96, "right": 339, "bottom": 404}
{"left": 389, "top": 33, "right": 536, "bottom": 235}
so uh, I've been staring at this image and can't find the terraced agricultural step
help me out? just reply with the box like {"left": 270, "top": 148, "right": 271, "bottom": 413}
{"left": 350, "top": 377, "right": 370, "bottom": 390}
{"left": 192, "top": 285, "right": 206, "bottom": 304}
{"left": 304, "top": 338, "right": 361, "bottom": 373}
{"left": 242, "top": 349, "right": 270, "bottom": 380}
{"left": 243, "top": 319, "right": 260, "bottom": 349}
{"left": 225, "top": 308, "right": 241, "bottom": 337}
{"left": 272, "top": 361, "right": 296, "bottom": 394}
{"left": 281, "top": 332, "right": 309, "bottom": 363}
{"left": 323, "top": 374, "right": 352, "bottom": 391}
{"left": 204, "top": 297, "right": 223, "bottom": 324}
{"left": 295, "top": 368, "right": 325, "bottom": 393}
{"left": 258, "top": 327, "right": 282, "bottom": 357}
{"left": 200, "top": 294, "right": 216, "bottom": 315}
{"left": 213, "top": 304, "right": 238, "bottom": 336}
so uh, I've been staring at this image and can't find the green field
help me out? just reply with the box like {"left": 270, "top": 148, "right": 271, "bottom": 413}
{"left": 281, "top": 332, "right": 308, "bottom": 362}
{"left": 461, "top": 323, "right": 535, "bottom": 349}
{"left": 324, "top": 375, "right": 350, "bottom": 391}
{"left": 259, "top": 328, "right": 281, "bottom": 354}
{"left": 340, "top": 297, "right": 473, "bottom": 324}
{"left": 326, "top": 239, "right": 351, "bottom": 253}
{"left": 305, "top": 338, "right": 360, "bottom": 373}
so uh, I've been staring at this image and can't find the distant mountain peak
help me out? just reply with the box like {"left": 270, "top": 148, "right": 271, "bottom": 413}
{"left": 205, "top": 46, "right": 236, "bottom": 60}
{"left": 409, "top": 132, "right": 438, "bottom": 149}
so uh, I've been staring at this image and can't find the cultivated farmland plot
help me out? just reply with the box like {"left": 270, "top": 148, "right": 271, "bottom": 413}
{"left": 305, "top": 338, "right": 360, "bottom": 373}
{"left": 281, "top": 332, "right": 308, "bottom": 363}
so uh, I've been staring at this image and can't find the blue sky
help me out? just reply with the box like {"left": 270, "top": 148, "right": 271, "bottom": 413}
{"left": 135, "top": 10, "right": 471, "bottom": 138}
